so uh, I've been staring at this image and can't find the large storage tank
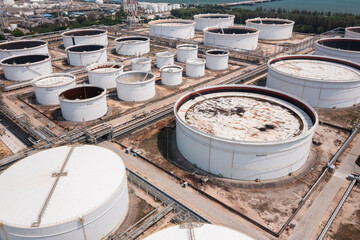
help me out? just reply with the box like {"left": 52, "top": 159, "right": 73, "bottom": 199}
{"left": 245, "top": 18, "right": 295, "bottom": 40}
{"left": 62, "top": 29, "right": 108, "bottom": 48}
{"left": 115, "top": 36, "right": 150, "bottom": 56}
{"left": 175, "top": 85, "right": 318, "bottom": 181}
{"left": 131, "top": 57, "right": 152, "bottom": 72}
{"left": 116, "top": 71, "right": 155, "bottom": 101}
{"left": 59, "top": 85, "right": 108, "bottom": 121}
{"left": 87, "top": 62, "right": 123, "bottom": 89}
{"left": 315, "top": 38, "right": 360, "bottom": 64}
{"left": 0, "top": 145, "right": 129, "bottom": 240}
{"left": 149, "top": 19, "right": 195, "bottom": 40}
{"left": 204, "top": 26, "right": 259, "bottom": 51}
{"left": 0, "top": 54, "right": 52, "bottom": 81}
{"left": 161, "top": 65, "right": 183, "bottom": 86}
{"left": 186, "top": 58, "right": 206, "bottom": 77}
{"left": 156, "top": 51, "right": 174, "bottom": 68}
{"left": 144, "top": 224, "right": 254, "bottom": 240}
{"left": 32, "top": 73, "right": 76, "bottom": 105}
{"left": 66, "top": 44, "right": 107, "bottom": 67}
{"left": 345, "top": 26, "right": 360, "bottom": 39}
{"left": 205, "top": 49, "right": 229, "bottom": 70}
{"left": 176, "top": 44, "right": 198, "bottom": 63}
{"left": 267, "top": 55, "right": 360, "bottom": 108}
{"left": 0, "top": 40, "right": 49, "bottom": 61}
{"left": 194, "top": 13, "right": 235, "bottom": 31}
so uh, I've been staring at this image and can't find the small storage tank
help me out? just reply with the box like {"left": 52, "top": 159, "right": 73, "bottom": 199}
{"left": 0, "top": 145, "right": 129, "bottom": 240}
{"left": 66, "top": 44, "right": 107, "bottom": 67}
{"left": 0, "top": 40, "right": 49, "bottom": 60}
{"left": 116, "top": 71, "right": 155, "bottom": 101}
{"left": 267, "top": 55, "right": 360, "bottom": 108}
{"left": 149, "top": 3, "right": 158, "bottom": 13}
{"left": 115, "top": 36, "right": 150, "bottom": 56}
{"left": 0, "top": 54, "right": 52, "bottom": 81}
{"left": 204, "top": 26, "right": 259, "bottom": 51}
{"left": 143, "top": 224, "right": 254, "bottom": 240}
{"left": 205, "top": 49, "right": 229, "bottom": 70}
{"left": 62, "top": 28, "right": 108, "bottom": 48}
{"left": 59, "top": 85, "right": 107, "bottom": 121}
{"left": 245, "top": 18, "right": 295, "bottom": 40}
{"left": 315, "top": 38, "right": 360, "bottom": 64}
{"left": 32, "top": 73, "right": 76, "bottom": 105}
{"left": 194, "top": 13, "right": 235, "bottom": 31}
{"left": 175, "top": 85, "right": 318, "bottom": 180}
{"left": 149, "top": 19, "right": 195, "bottom": 40}
{"left": 161, "top": 65, "right": 183, "bottom": 86}
{"left": 186, "top": 58, "right": 206, "bottom": 78}
{"left": 345, "top": 26, "right": 360, "bottom": 39}
{"left": 86, "top": 62, "right": 124, "bottom": 89}
{"left": 131, "top": 57, "right": 152, "bottom": 72}
{"left": 176, "top": 44, "right": 198, "bottom": 63}
{"left": 156, "top": 51, "right": 174, "bottom": 68}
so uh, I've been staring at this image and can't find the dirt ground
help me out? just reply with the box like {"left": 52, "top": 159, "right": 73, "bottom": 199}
{"left": 0, "top": 140, "right": 12, "bottom": 159}
{"left": 119, "top": 116, "right": 349, "bottom": 232}
{"left": 317, "top": 105, "right": 360, "bottom": 129}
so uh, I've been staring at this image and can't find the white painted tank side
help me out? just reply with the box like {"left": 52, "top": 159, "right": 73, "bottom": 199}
{"left": 149, "top": 20, "right": 195, "bottom": 40}
{"left": 87, "top": 62, "right": 124, "bottom": 89}
{"left": 131, "top": 58, "right": 152, "bottom": 72}
{"left": 66, "top": 46, "right": 107, "bottom": 67}
{"left": 0, "top": 40, "right": 49, "bottom": 60}
{"left": 186, "top": 58, "right": 206, "bottom": 77}
{"left": 314, "top": 38, "right": 360, "bottom": 64}
{"left": 205, "top": 50, "right": 229, "bottom": 70}
{"left": 204, "top": 27, "right": 259, "bottom": 50}
{"left": 115, "top": 37, "right": 150, "bottom": 56}
{"left": 1, "top": 55, "right": 53, "bottom": 81}
{"left": 116, "top": 71, "right": 156, "bottom": 101}
{"left": 62, "top": 29, "right": 108, "bottom": 48}
{"left": 245, "top": 18, "right": 294, "bottom": 40}
{"left": 176, "top": 44, "right": 198, "bottom": 63}
{"left": 33, "top": 74, "right": 76, "bottom": 105}
{"left": 160, "top": 65, "right": 183, "bottom": 86}
{"left": 345, "top": 27, "right": 360, "bottom": 39}
{"left": 156, "top": 52, "right": 174, "bottom": 68}
{"left": 194, "top": 14, "right": 235, "bottom": 31}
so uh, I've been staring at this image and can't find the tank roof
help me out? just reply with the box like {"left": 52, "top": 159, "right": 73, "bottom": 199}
{"left": 0, "top": 145, "right": 126, "bottom": 228}
{"left": 246, "top": 18, "right": 294, "bottom": 25}
{"left": 1, "top": 54, "right": 49, "bottom": 65}
{"left": 66, "top": 44, "right": 104, "bottom": 52}
{"left": 177, "top": 44, "right": 198, "bottom": 50}
{"left": 347, "top": 26, "right": 360, "bottom": 33}
{"left": 59, "top": 85, "right": 104, "bottom": 101}
{"left": 206, "top": 49, "right": 229, "bottom": 55}
{"left": 32, "top": 73, "right": 75, "bottom": 88}
{"left": 317, "top": 38, "right": 360, "bottom": 52}
{"left": 87, "top": 62, "right": 123, "bottom": 73}
{"left": 0, "top": 40, "right": 46, "bottom": 50}
{"left": 149, "top": 19, "right": 195, "bottom": 26}
{"left": 62, "top": 29, "right": 106, "bottom": 36}
{"left": 195, "top": 13, "right": 235, "bottom": 19}
{"left": 206, "top": 26, "right": 258, "bottom": 34}
{"left": 117, "top": 71, "right": 155, "bottom": 84}
{"left": 132, "top": 57, "right": 151, "bottom": 64}
{"left": 115, "top": 36, "right": 149, "bottom": 43}
{"left": 161, "top": 65, "right": 183, "bottom": 72}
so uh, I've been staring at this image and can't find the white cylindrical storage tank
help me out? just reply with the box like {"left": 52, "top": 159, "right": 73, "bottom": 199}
{"left": 66, "top": 44, "right": 107, "bottom": 67}
{"left": 160, "top": 65, "right": 183, "bottom": 86}
{"left": 32, "top": 73, "right": 76, "bottom": 105}
{"left": 0, "top": 40, "right": 49, "bottom": 61}
{"left": 176, "top": 44, "right": 198, "bottom": 63}
{"left": 194, "top": 13, "right": 235, "bottom": 31}
{"left": 59, "top": 85, "right": 107, "bottom": 121}
{"left": 175, "top": 85, "right": 318, "bottom": 180}
{"left": 115, "top": 36, "right": 150, "bottom": 56}
{"left": 116, "top": 71, "right": 155, "bottom": 101}
{"left": 245, "top": 18, "right": 295, "bottom": 40}
{"left": 158, "top": 3, "right": 167, "bottom": 12}
{"left": 149, "top": 19, "right": 195, "bottom": 40}
{"left": 0, "top": 145, "right": 129, "bottom": 240}
{"left": 315, "top": 38, "right": 360, "bottom": 64}
{"left": 143, "top": 224, "right": 255, "bottom": 240}
{"left": 345, "top": 26, "right": 360, "bottom": 39}
{"left": 131, "top": 57, "right": 152, "bottom": 72}
{"left": 186, "top": 58, "right": 206, "bottom": 77}
{"left": 1, "top": 54, "right": 52, "bottom": 81}
{"left": 204, "top": 26, "right": 259, "bottom": 51}
{"left": 149, "top": 3, "right": 158, "bottom": 13}
{"left": 205, "top": 49, "right": 229, "bottom": 70}
{"left": 156, "top": 51, "right": 174, "bottom": 68}
{"left": 267, "top": 55, "right": 360, "bottom": 108}
{"left": 61, "top": 28, "right": 108, "bottom": 48}
{"left": 86, "top": 62, "right": 124, "bottom": 89}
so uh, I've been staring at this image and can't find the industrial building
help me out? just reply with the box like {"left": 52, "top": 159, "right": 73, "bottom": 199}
{"left": 267, "top": 55, "right": 360, "bottom": 108}
{"left": 194, "top": 13, "right": 235, "bottom": 31}
{"left": 0, "top": 40, "right": 49, "bottom": 60}
{"left": 315, "top": 38, "right": 360, "bottom": 64}
{"left": 245, "top": 18, "right": 295, "bottom": 40}
{"left": 0, "top": 145, "right": 129, "bottom": 240}
{"left": 149, "top": 19, "right": 195, "bottom": 40}
{"left": 62, "top": 29, "right": 108, "bottom": 48}
{"left": 175, "top": 85, "right": 318, "bottom": 180}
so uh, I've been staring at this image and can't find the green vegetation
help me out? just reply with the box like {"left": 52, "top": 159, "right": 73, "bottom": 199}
{"left": 171, "top": 6, "right": 360, "bottom": 34}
